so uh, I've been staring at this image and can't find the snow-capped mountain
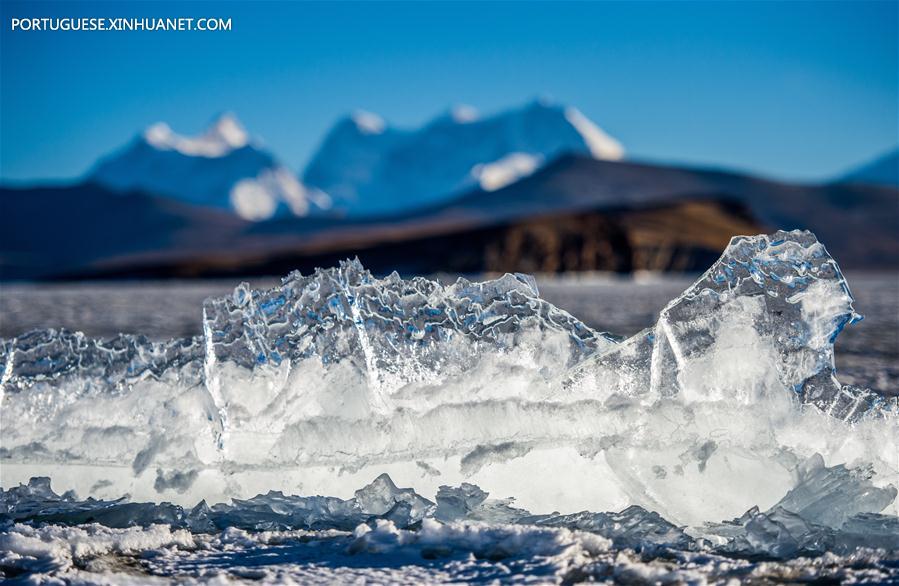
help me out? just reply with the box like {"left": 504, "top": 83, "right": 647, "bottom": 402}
{"left": 303, "top": 99, "right": 624, "bottom": 216}
{"left": 90, "top": 113, "right": 329, "bottom": 221}
{"left": 87, "top": 101, "right": 623, "bottom": 220}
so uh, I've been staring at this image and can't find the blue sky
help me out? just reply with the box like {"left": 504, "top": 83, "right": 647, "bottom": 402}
{"left": 1, "top": 0, "right": 896, "bottom": 183}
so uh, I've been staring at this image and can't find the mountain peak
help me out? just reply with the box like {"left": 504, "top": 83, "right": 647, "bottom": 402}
{"left": 304, "top": 99, "right": 626, "bottom": 216}
{"left": 529, "top": 95, "right": 557, "bottom": 108}
{"left": 349, "top": 110, "right": 386, "bottom": 135}
{"left": 143, "top": 113, "right": 249, "bottom": 158}
{"left": 207, "top": 112, "right": 249, "bottom": 147}
{"left": 92, "top": 113, "right": 329, "bottom": 221}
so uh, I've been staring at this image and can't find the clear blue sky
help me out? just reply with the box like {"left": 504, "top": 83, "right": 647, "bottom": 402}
{"left": 1, "top": 1, "right": 897, "bottom": 183}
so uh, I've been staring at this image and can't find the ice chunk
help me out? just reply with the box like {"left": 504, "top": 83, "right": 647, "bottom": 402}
{"left": 434, "top": 482, "right": 490, "bottom": 521}
{"left": 0, "top": 477, "right": 184, "bottom": 529}
{"left": 528, "top": 506, "right": 694, "bottom": 552}
{"left": 202, "top": 259, "right": 608, "bottom": 410}
{"left": 0, "top": 329, "right": 218, "bottom": 469}
{"left": 194, "top": 259, "right": 614, "bottom": 459}
{"left": 0, "top": 474, "right": 440, "bottom": 533}
{"left": 353, "top": 473, "right": 435, "bottom": 525}
{"left": 1, "top": 231, "right": 895, "bottom": 526}
{"left": 208, "top": 473, "right": 437, "bottom": 531}
{"left": 565, "top": 231, "right": 882, "bottom": 416}
{"left": 708, "top": 505, "right": 834, "bottom": 558}
{"left": 704, "top": 506, "right": 899, "bottom": 559}
{"left": 4, "top": 474, "right": 894, "bottom": 573}
{"left": 434, "top": 483, "right": 530, "bottom": 524}
{"left": 701, "top": 456, "right": 898, "bottom": 558}
{"left": 771, "top": 453, "right": 898, "bottom": 528}
{"left": 209, "top": 491, "right": 364, "bottom": 531}
{"left": 837, "top": 513, "right": 899, "bottom": 551}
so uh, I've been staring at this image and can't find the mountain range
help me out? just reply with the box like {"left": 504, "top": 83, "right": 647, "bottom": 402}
{"left": 303, "top": 99, "right": 623, "bottom": 216}
{"left": 1, "top": 100, "right": 897, "bottom": 279}
{"left": 89, "top": 99, "right": 624, "bottom": 220}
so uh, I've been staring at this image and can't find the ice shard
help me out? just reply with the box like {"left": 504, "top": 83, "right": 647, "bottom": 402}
{"left": 564, "top": 230, "right": 889, "bottom": 418}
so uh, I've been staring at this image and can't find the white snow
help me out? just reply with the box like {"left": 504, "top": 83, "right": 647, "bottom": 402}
{"left": 230, "top": 177, "right": 279, "bottom": 221}
{"left": 351, "top": 110, "right": 386, "bottom": 135}
{"left": 2, "top": 515, "right": 896, "bottom": 584}
{"left": 144, "top": 113, "right": 249, "bottom": 158}
{"left": 471, "top": 152, "right": 542, "bottom": 191}
{"left": 0, "top": 523, "right": 195, "bottom": 576}
{"left": 563, "top": 106, "right": 624, "bottom": 160}
{"left": 449, "top": 104, "right": 479, "bottom": 123}
{"left": 230, "top": 168, "right": 331, "bottom": 220}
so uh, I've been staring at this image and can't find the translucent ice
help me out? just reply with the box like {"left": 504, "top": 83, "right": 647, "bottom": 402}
{"left": 2, "top": 472, "right": 895, "bottom": 582}
{"left": 1, "top": 230, "right": 896, "bottom": 527}
{"left": 564, "top": 230, "right": 887, "bottom": 416}
{"left": 201, "top": 260, "right": 610, "bottom": 432}
{"left": 701, "top": 452, "right": 898, "bottom": 558}
{"left": 0, "top": 474, "right": 434, "bottom": 532}
{"left": 528, "top": 507, "right": 694, "bottom": 552}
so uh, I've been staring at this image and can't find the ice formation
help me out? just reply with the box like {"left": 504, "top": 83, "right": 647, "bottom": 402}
{"left": 2, "top": 472, "right": 897, "bottom": 583}
{"left": 1, "top": 230, "right": 896, "bottom": 533}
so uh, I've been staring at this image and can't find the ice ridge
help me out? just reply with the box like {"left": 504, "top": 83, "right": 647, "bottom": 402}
{"left": 1, "top": 230, "right": 896, "bottom": 526}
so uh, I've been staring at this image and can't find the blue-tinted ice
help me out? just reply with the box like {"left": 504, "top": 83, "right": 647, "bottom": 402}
{"left": 0, "top": 230, "right": 897, "bottom": 583}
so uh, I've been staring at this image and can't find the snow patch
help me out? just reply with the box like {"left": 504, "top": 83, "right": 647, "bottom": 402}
{"left": 144, "top": 113, "right": 249, "bottom": 158}
{"left": 450, "top": 104, "right": 479, "bottom": 123}
{"left": 230, "top": 168, "right": 329, "bottom": 220}
{"left": 564, "top": 106, "right": 624, "bottom": 160}
{"left": 351, "top": 110, "right": 386, "bottom": 135}
{"left": 472, "top": 152, "right": 542, "bottom": 191}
